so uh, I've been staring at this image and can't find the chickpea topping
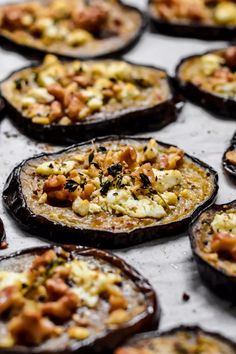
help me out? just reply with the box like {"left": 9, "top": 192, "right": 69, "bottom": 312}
{"left": 106, "top": 309, "right": 130, "bottom": 325}
{"left": 67, "top": 326, "right": 90, "bottom": 340}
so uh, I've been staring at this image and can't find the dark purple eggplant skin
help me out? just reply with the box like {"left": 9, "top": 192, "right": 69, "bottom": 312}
{"left": 0, "top": 1, "right": 147, "bottom": 61}
{"left": 0, "top": 216, "right": 7, "bottom": 248}
{"left": 0, "top": 245, "right": 159, "bottom": 354}
{"left": 2, "top": 136, "right": 218, "bottom": 249}
{"left": 189, "top": 200, "right": 236, "bottom": 302}
{"left": 223, "top": 132, "right": 236, "bottom": 179}
{"left": 0, "top": 98, "right": 5, "bottom": 119}
{"left": 175, "top": 49, "right": 236, "bottom": 119}
{"left": 1, "top": 61, "right": 184, "bottom": 145}
{"left": 148, "top": 0, "right": 236, "bottom": 40}
{"left": 114, "top": 325, "right": 236, "bottom": 352}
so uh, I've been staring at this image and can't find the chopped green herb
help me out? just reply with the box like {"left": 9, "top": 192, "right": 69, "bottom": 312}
{"left": 98, "top": 146, "right": 107, "bottom": 153}
{"left": 108, "top": 163, "right": 122, "bottom": 177}
{"left": 88, "top": 151, "right": 95, "bottom": 164}
{"left": 100, "top": 180, "right": 111, "bottom": 196}
{"left": 140, "top": 173, "right": 151, "bottom": 188}
{"left": 64, "top": 179, "right": 79, "bottom": 192}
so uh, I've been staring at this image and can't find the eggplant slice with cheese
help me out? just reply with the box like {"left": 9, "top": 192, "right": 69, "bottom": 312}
{"left": 114, "top": 325, "right": 236, "bottom": 354}
{"left": 0, "top": 245, "right": 158, "bottom": 353}
{"left": 176, "top": 47, "right": 236, "bottom": 119}
{"left": 223, "top": 132, "right": 236, "bottom": 178}
{"left": 149, "top": 0, "right": 236, "bottom": 40}
{"left": 3, "top": 136, "right": 218, "bottom": 248}
{"left": 0, "top": 55, "right": 183, "bottom": 145}
{"left": 189, "top": 200, "right": 236, "bottom": 301}
{"left": 0, "top": 0, "right": 146, "bottom": 59}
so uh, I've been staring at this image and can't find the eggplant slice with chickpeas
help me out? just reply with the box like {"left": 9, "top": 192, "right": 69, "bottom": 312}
{"left": 0, "top": 0, "right": 146, "bottom": 59}
{"left": 3, "top": 136, "right": 218, "bottom": 248}
{"left": 189, "top": 200, "right": 236, "bottom": 301}
{"left": 0, "top": 245, "right": 159, "bottom": 353}
{"left": 149, "top": 0, "right": 236, "bottom": 40}
{"left": 223, "top": 131, "right": 236, "bottom": 179}
{"left": 114, "top": 326, "right": 236, "bottom": 354}
{"left": 176, "top": 47, "right": 236, "bottom": 119}
{"left": 0, "top": 55, "right": 183, "bottom": 145}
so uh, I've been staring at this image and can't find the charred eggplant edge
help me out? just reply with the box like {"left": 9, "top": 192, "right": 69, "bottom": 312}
{"left": 189, "top": 200, "right": 236, "bottom": 301}
{"left": 0, "top": 97, "right": 5, "bottom": 119}
{"left": 0, "top": 244, "right": 159, "bottom": 354}
{"left": 148, "top": 0, "right": 236, "bottom": 40}
{"left": 0, "top": 0, "right": 147, "bottom": 60}
{"left": 0, "top": 60, "right": 184, "bottom": 145}
{"left": 2, "top": 135, "right": 218, "bottom": 249}
{"left": 175, "top": 47, "right": 236, "bottom": 119}
{"left": 223, "top": 132, "right": 236, "bottom": 178}
{"left": 114, "top": 325, "right": 236, "bottom": 351}
{"left": 0, "top": 217, "right": 7, "bottom": 248}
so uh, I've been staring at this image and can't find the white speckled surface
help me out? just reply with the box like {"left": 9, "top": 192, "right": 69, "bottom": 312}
{"left": 0, "top": 0, "right": 236, "bottom": 342}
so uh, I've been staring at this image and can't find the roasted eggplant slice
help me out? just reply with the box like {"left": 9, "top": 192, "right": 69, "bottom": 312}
{"left": 3, "top": 136, "right": 218, "bottom": 248}
{"left": 0, "top": 0, "right": 146, "bottom": 59}
{"left": 0, "top": 55, "right": 182, "bottom": 145}
{"left": 149, "top": 0, "right": 236, "bottom": 40}
{"left": 0, "top": 217, "right": 7, "bottom": 249}
{"left": 114, "top": 325, "right": 236, "bottom": 353}
{"left": 0, "top": 245, "right": 158, "bottom": 353}
{"left": 176, "top": 47, "right": 236, "bottom": 119}
{"left": 189, "top": 200, "right": 236, "bottom": 301}
{"left": 223, "top": 132, "right": 236, "bottom": 178}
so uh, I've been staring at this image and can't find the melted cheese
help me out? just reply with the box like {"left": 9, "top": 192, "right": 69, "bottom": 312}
{"left": 70, "top": 260, "right": 121, "bottom": 308}
{"left": 153, "top": 169, "right": 182, "bottom": 192}
{"left": 0, "top": 272, "right": 29, "bottom": 291}
{"left": 105, "top": 189, "right": 166, "bottom": 219}
{"left": 211, "top": 212, "right": 236, "bottom": 236}
{"left": 36, "top": 160, "right": 76, "bottom": 176}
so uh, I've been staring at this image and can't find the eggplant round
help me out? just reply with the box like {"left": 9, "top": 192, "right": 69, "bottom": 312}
{"left": 189, "top": 200, "right": 236, "bottom": 302}
{"left": 0, "top": 245, "right": 159, "bottom": 353}
{"left": 0, "top": 0, "right": 146, "bottom": 60}
{"left": 3, "top": 136, "right": 218, "bottom": 249}
{"left": 114, "top": 325, "right": 236, "bottom": 353}
{"left": 148, "top": 0, "right": 236, "bottom": 40}
{"left": 176, "top": 47, "right": 236, "bottom": 119}
{"left": 223, "top": 132, "right": 236, "bottom": 179}
{"left": 0, "top": 217, "right": 7, "bottom": 249}
{"left": 0, "top": 57, "right": 183, "bottom": 145}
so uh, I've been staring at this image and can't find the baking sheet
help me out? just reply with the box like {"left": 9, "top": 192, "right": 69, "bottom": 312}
{"left": 0, "top": 0, "right": 236, "bottom": 340}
